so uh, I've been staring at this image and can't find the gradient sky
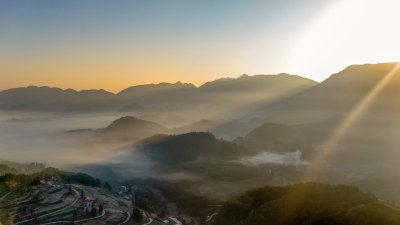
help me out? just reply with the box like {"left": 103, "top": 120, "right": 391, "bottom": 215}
{"left": 1, "top": 0, "right": 400, "bottom": 92}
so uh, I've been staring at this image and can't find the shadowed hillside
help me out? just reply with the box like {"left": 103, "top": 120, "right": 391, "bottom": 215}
{"left": 99, "top": 116, "right": 169, "bottom": 140}
{"left": 136, "top": 132, "right": 248, "bottom": 164}
{"left": 0, "top": 86, "right": 115, "bottom": 111}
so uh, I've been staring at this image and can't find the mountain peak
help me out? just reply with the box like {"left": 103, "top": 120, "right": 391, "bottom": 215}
{"left": 102, "top": 116, "right": 168, "bottom": 136}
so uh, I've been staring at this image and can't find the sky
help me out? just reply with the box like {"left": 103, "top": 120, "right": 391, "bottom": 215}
{"left": 1, "top": 0, "right": 400, "bottom": 92}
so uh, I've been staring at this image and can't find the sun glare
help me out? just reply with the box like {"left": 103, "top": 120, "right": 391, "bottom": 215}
{"left": 290, "top": 0, "right": 400, "bottom": 81}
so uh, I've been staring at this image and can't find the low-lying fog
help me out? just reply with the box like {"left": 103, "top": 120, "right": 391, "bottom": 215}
{"left": 0, "top": 112, "right": 302, "bottom": 180}
{"left": 0, "top": 112, "right": 127, "bottom": 166}
{"left": 237, "top": 150, "right": 307, "bottom": 166}
{"left": 4, "top": 111, "right": 400, "bottom": 204}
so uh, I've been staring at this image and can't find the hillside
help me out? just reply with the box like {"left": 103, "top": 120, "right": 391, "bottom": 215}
{"left": 214, "top": 63, "right": 400, "bottom": 136}
{"left": 214, "top": 183, "right": 400, "bottom": 225}
{"left": 254, "top": 63, "right": 400, "bottom": 123}
{"left": 0, "top": 161, "right": 45, "bottom": 174}
{"left": 99, "top": 116, "right": 169, "bottom": 140}
{"left": 212, "top": 63, "right": 400, "bottom": 176}
{"left": 117, "top": 82, "right": 197, "bottom": 103}
{"left": 129, "top": 132, "right": 309, "bottom": 197}
{"left": 199, "top": 73, "right": 315, "bottom": 93}
{"left": 234, "top": 123, "right": 314, "bottom": 159}
{"left": 195, "top": 74, "right": 317, "bottom": 119}
{"left": 136, "top": 132, "right": 247, "bottom": 164}
{"left": 0, "top": 164, "right": 17, "bottom": 176}
{"left": 0, "top": 167, "right": 102, "bottom": 191}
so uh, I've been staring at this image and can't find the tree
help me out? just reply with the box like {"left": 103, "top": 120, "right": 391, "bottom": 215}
{"left": 1, "top": 210, "right": 11, "bottom": 225}
{"left": 72, "top": 211, "right": 77, "bottom": 224}
{"left": 132, "top": 208, "right": 143, "bottom": 222}
{"left": 90, "top": 207, "right": 97, "bottom": 217}
{"left": 68, "top": 179, "right": 72, "bottom": 194}
{"left": 99, "top": 204, "right": 103, "bottom": 214}
{"left": 33, "top": 195, "right": 39, "bottom": 203}
{"left": 104, "top": 182, "right": 112, "bottom": 192}
{"left": 31, "top": 177, "right": 40, "bottom": 186}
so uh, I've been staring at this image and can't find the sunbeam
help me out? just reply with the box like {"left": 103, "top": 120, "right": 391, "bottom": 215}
{"left": 304, "top": 62, "right": 400, "bottom": 181}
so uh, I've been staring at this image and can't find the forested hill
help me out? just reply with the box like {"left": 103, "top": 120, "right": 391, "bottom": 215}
{"left": 0, "top": 167, "right": 102, "bottom": 191}
{"left": 214, "top": 183, "right": 400, "bottom": 225}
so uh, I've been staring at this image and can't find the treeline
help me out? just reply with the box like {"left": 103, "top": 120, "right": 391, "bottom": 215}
{"left": 0, "top": 167, "right": 102, "bottom": 191}
{"left": 214, "top": 183, "right": 400, "bottom": 225}
{"left": 0, "top": 161, "right": 45, "bottom": 174}
{"left": 138, "top": 132, "right": 247, "bottom": 165}
{"left": 0, "top": 164, "right": 18, "bottom": 176}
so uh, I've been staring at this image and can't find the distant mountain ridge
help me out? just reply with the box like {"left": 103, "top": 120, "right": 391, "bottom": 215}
{"left": 0, "top": 86, "right": 115, "bottom": 111}
{"left": 214, "top": 62, "right": 400, "bottom": 138}
{"left": 72, "top": 116, "right": 225, "bottom": 142}
{"left": 118, "top": 81, "right": 196, "bottom": 97}
{"left": 0, "top": 73, "right": 316, "bottom": 114}
{"left": 255, "top": 62, "right": 400, "bottom": 123}
{"left": 199, "top": 73, "right": 314, "bottom": 92}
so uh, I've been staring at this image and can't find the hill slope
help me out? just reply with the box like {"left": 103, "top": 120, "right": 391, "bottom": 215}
{"left": 256, "top": 62, "right": 400, "bottom": 123}
{"left": 214, "top": 183, "right": 400, "bottom": 225}
{"left": 234, "top": 123, "right": 314, "bottom": 159}
{"left": 99, "top": 116, "right": 169, "bottom": 140}
{"left": 136, "top": 132, "right": 247, "bottom": 164}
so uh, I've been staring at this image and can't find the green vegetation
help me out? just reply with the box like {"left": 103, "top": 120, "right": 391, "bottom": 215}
{"left": 103, "top": 182, "right": 112, "bottom": 191}
{"left": 127, "top": 178, "right": 218, "bottom": 222}
{"left": 0, "top": 164, "right": 18, "bottom": 176}
{"left": 0, "top": 161, "right": 45, "bottom": 174}
{"left": 138, "top": 132, "right": 247, "bottom": 164}
{"left": 214, "top": 183, "right": 400, "bottom": 225}
{"left": 132, "top": 207, "right": 143, "bottom": 222}
{"left": 0, "top": 166, "right": 105, "bottom": 225}
{"left": 0, "top": 167, "right": 101, "bottom": 192}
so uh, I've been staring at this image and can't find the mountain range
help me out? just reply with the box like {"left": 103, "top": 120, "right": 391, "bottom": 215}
{"left": 0, "top": 73, "right": 316, "bottom": 125}
{"left": 4, "top": 62, "right": 400, "bottom": 205}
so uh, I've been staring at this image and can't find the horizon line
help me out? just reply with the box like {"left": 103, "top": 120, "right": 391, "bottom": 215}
{"left": 0, "top": 72, "right": 316, "bottom": 94}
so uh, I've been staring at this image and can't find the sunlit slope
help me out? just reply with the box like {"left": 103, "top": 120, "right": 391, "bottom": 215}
{"left": 214, "top": 183, "right": 400, "bottom": 225}
{"left": 257, "top": 62, "right": 400, "bottom": 123}
{"left": 217, "top": 63, "right": 400, "bottom": 144}
{"left": 196, "top": 74, "right": 316, "bottom": 118}
{"left": 231, "top": 62, "right": 400, "bottom": 176}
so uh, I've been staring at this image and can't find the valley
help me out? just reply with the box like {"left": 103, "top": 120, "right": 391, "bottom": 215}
{"left": 2, "top": 63, "right": 400, "bottom": 224}
{"left": 3, "top": 1, "right": 400, "bottom": 223}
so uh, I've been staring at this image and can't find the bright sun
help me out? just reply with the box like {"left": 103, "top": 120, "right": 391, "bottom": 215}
{"left": 290, "top": 0, "right": 400, "bottom": 81}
